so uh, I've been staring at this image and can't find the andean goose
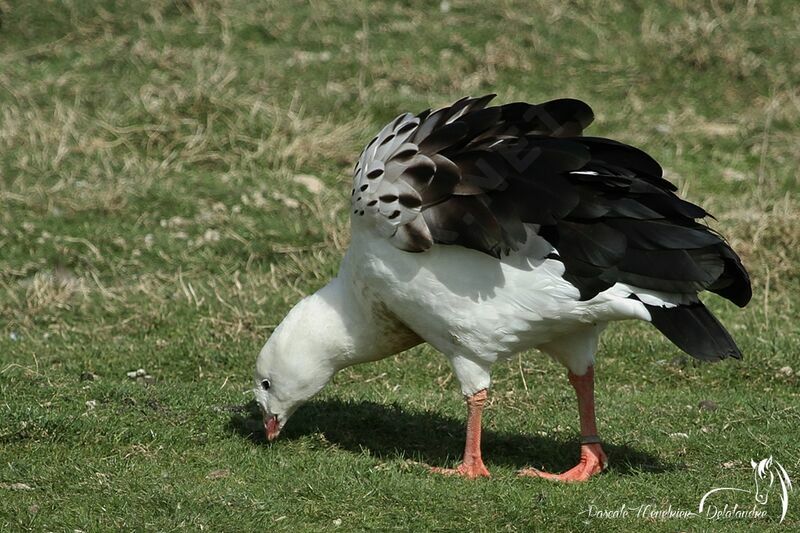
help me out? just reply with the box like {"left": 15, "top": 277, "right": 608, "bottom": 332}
{"left": 254, "top": 95, "right": 751, "bottom": 481}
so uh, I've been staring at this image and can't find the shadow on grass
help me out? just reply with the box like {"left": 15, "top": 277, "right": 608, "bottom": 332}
{"left": 225, "top": 399, "right": 670, "bottom": 475}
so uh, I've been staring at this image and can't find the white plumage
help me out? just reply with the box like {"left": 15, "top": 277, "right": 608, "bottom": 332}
{"left": 345, "top": 222, "right": 655, "bottom": 393}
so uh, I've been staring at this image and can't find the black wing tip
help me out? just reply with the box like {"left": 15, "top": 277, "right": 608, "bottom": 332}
{"left": 709, "top": 342, "right": 744, "bottom": 361}
{"left": 551, "top": 96, "right": 594, "bottom": 111}
{"left": 644, "top": 302, "right": 744, "bottom": 362}
{"left": 545, "top": 97, "right": 595, "bottom": 128}
{"left": 712, "top": 252, "right": 753, "bottom": 308}
{"left": 728, "top": 285, "right": 752, "bottom": 308}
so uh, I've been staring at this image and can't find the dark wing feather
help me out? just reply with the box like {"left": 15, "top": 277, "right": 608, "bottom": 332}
{"left": 644, "top": 301, "right": 742, "bottom": 361}
{"left": 351, "top": 95, "right": 752, "bottom": 312}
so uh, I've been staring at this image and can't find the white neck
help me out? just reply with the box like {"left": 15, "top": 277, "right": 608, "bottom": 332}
{"left": 269, "top": 270, "right": 419, "bottom": 373}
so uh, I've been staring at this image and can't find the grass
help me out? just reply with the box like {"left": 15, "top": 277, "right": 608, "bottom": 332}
{"left": 1, "top": 0, "right": 799, "bottom": 530}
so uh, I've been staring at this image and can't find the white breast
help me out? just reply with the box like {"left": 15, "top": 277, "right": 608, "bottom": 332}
{"left": 344, "top": 224, "right": 652, "bottom": 366}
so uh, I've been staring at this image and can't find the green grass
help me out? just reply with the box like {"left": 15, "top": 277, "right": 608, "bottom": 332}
{"left": 1, "top": 0, "right": 799, "bottom": 530}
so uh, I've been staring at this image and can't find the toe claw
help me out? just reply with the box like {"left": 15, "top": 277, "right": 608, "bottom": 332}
{"left": 518, "top": 443, "right": 607, "bottom": 483}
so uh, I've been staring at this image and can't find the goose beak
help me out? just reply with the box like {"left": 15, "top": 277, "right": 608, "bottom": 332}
{"left": 264, "top": 414, "right": 281, "bottom": 441}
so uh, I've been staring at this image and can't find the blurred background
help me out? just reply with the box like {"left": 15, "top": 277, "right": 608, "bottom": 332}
{"left": 1, "top": 1, "right": 798, "bottom": 530}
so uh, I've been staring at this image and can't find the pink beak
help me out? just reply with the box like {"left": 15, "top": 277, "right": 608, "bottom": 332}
{"left": 264, "top": 414, "right": 281, "bottom": 441}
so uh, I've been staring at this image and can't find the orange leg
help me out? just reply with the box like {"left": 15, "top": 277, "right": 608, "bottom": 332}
{"left": 431, "top": 389, "right": 491, "bottom": 479}
{"left": 519, "top": 366, "right": 608, "bottom": 482}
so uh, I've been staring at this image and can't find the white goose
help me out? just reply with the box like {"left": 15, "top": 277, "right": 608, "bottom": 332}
{"left": 254, "top": 95, "right": 751, "bottom": 480}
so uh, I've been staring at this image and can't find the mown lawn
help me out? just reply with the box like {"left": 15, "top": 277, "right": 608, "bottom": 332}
{"left": 1, "top": 1, "right": 799, "bottom": 531}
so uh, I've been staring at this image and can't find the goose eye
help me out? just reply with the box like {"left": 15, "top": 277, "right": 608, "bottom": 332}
{"left": 261, "top": 379, "right": 271, "bottom": 391}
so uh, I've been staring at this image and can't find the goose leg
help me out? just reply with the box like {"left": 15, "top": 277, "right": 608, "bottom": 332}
{"left": 519, "top": 366, "right": 607, "bottom": 482}
{"left": 430, "top": 389, "right": 491, "bottom": 479}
